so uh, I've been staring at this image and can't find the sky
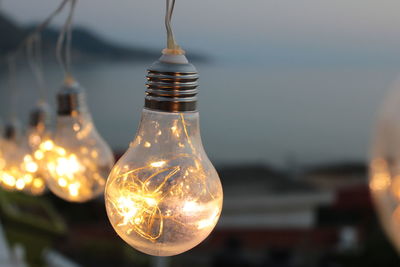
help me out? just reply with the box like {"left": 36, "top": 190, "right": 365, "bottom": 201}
{"left": 2, "top": 1, "right": 400, "bottom": 166}
{"left": 3, "top": 0, "right": 400, "bottom": 66}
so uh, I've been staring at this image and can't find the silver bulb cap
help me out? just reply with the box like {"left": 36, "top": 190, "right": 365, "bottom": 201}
{"left": 57, "top": 81, "right": 86, "bottom": 116}
{"left": 4, "top": 120, "right": 21, "bottom": 141}
{"left": 29, "top": 102, "right": 52, "bottom": 128}
{"left": 145, "top": 56, "right": 199, "bottom": 112}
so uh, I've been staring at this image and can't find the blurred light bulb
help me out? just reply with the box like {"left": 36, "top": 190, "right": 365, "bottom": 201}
{"left": 39, "top": 79, "right": 114, "bottom": 202}
{"left": 105, "top": 54, "right": 223, "bottom": 256}
{"left": 18, "top": 103, "right": 53, "bottom": 196}
{"left": 370, "top": 79, "right": 400, "bottom": 253}
{"left": 0, "top": 120, "right": 44, "bottom": 194}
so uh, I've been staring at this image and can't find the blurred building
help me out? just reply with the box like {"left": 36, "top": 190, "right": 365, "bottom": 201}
{"left": 174, "top": 163, "right": 374, "bottom": 267}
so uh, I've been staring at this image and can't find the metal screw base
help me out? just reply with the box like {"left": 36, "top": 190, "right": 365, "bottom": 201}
{"left": 57, "top": 82, "right": 86, "bottom": 116}
{"left": 145, "top": 60, "right": 199, "bottom": 112}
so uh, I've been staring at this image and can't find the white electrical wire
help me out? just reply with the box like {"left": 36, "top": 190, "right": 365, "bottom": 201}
{"left": 26, "top": 34, "right": 46, "bottom": 103}
{"left": 2, "top": 0, "right": 71, "bottom": 123}
{"left": 56, "top": 0, "right": 77, "bottom": 81}
{"left": 7, "top": 55, "right": 19, "bottom": 121}
{"left": 164, "top": 0, "right": 184, "bottom": 55}
{"left": 3, "top": 0, "right": 70, "bottom": 62}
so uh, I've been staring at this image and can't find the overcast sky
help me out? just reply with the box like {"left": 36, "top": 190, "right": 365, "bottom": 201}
{"left": 3, "top": 0, "right": 400, "bottom": 65}
{"left": 2, "top": 1, "right": 400, "bottom": 164}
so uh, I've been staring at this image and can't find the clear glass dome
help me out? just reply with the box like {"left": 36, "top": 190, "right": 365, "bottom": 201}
{"left": 105, "top": 109, "right": 223, "bottom": 256}
{"left": 38, "top": 111, "right": 114, "bottom": 202}
{"left": 0, "top": 121, "right": 46, "bottom": 195}
{"left": 370, "top": 80, "right": 400, "bottom": 252}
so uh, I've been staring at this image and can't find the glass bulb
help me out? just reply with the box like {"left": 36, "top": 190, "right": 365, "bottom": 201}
{"left": 0, "top": 120, "right": 45, "bottom": 195}
{"left": 18, "top": 104, "right": 53, "bottom": 196}
{"left": 39, "top": 81, "right": 114, "bottom": 202}
{"left": 0, "top": 138, "right": 27, "bottom": 192}
{"left": 370, "top": 81, "right": 400, "bottom": 252}
{"left": 105, "top": 109, "right": 223, "bottom": 256}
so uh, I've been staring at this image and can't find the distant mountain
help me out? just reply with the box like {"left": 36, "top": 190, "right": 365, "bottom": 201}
{"left": 0, "top": 12, "right": 208, "bottom": 62}
{"left": 0, "top": 13, "right": 25, "bottom": 55}
{"left": 34, "top": 26, "right": 160, "bottom": 62}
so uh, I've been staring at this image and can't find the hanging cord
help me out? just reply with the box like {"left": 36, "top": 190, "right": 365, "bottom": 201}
{"left": 163, "top": 0, "right": 184, "bottom": 55}
{"left": 26, "top": 34, "right": 47, "bottom": 104}
{"left": 56, "top": 0, "right": 77, "bottom": 83}
{"left": 7, "top": 55, "right": 20, "bottom": 121}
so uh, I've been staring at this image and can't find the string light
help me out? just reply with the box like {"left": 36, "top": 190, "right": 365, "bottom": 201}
{"left": 35, "top": 0, "right": 115, "bottom": 202}
{"left": 0, "top": 118, "right": 47, "bottom": 195}
{"left": 18, "top": 32, "right": 53, "bottom": 196}
{"left": 0, "top": 52, "right": 49, "bottom": 195}
{"left": 0, "top": 0, "right": 78, "bottom": 196}
{"left": 105, "top": 0, "right": 223, "bottom": 256}
{"left": 1, "top": 1, "right": 73, "bottom": 196}
{"left": 0, "top": 57, "right": 26, "bottom": 193}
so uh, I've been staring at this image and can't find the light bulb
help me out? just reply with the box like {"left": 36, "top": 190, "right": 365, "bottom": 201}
{"left": 105, "top": 54, "right": 223, "bottom": 256}
{"left": 370, "top": 81, "right": 400, "bottom": 252}
{"left": 0, "top": 120, "right": 22, "bottom": 191}
{"left": 0, "top": 120, "right": 45, "bottom": 194}
{"left": 39, "top": 79, "right": 114, "bottom": 202}
{"left": 19, "top": 103, "right": 53, "bottom": 196}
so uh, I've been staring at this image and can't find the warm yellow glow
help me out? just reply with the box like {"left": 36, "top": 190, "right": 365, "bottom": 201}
{"left": 34, "top": 138, "right": 111, "bottom": 202}
{"left": 0, "top": 129, "right": 50, "bottom": 196}
{"left": 24, "top": 156, "right": 39, "bottom": 173}
{"left": 29, "top": 134, "right": 42, "bottom": 147}
{"left": 33, "top": 178, "right": 44, "bottom": 188}
{"left": 23, "top": 174, "right": 33, "bottom": 184}
{"left": 370, "top": 158, "right": 391, "bottom": 191}
{"left": 150, "top": 161, "right": 166, "bottom": 168}
{"left": 183, "top": 201, "right": 202, "bottom": 213}
{"left": 15, "top": 179, "right": 25, "bottom": 190}
{"left": 370, "top": 172, "right": 391, "bottom": 191}
{"left": 105, "top": 110, "right": 223, "bottom": 256}
{"left": 0, "top": 158, "right": 5, "bottom": 170}
{"left": 58, "top": 178, "right": 67, "bottom": 187}
{"left": 391, "top": 175, "right": 400, "bottom": 200}
{"left": 144, "top": 197, "right": 157, "bottom": 206}
{"left": 2, "top": 173, "right": 16, "bottom": 188}
{"left": 144, "top": 142, "right": 151, "bottom": 148}
{"left": 0, "top": 151, "right": 46, "bottom": 196}
{"left": 117, "top": 196, "right": 139, "bottom": 226}
{"left": 41, "top": 140, "right": 54, "bottom": 151}
{"left": 197, "top": 208, "right": 220, "bottom": 230}
{"left": 68, "top": 183, "right": 80, "bottom": 197}
{"left": 54, "top": 154, "right": 82, "bottom": 177}
{"left": 73, "top": 123, "right": 80, "bottom": 132}
{"left": 106, "top": 156, "right": 222, "bottom": 256}
{"left": 34, "top": 150, "right": 44, "bottom": 160}
{"left": 20, "top": 152, "right": 46, "bottom": 195}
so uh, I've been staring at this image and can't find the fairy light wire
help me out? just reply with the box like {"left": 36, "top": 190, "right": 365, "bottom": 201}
{"left": 26, "top": 34, "right": 47, "bottom": 103}
{"left": 3, "top": 0, "right": 70, "bottom": 62}
{"left": 56, "top": 0, "right": 77, "bottom": 81}
{"left": 7, "top": 55, "right": 19, "bottom": 121}
{"left": 2, "top": 0, "right": 71, "bottom": 121}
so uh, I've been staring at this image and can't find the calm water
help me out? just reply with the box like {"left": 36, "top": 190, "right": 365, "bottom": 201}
{"left": 0, "top": 60, "right": 397, "bottom": 167}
